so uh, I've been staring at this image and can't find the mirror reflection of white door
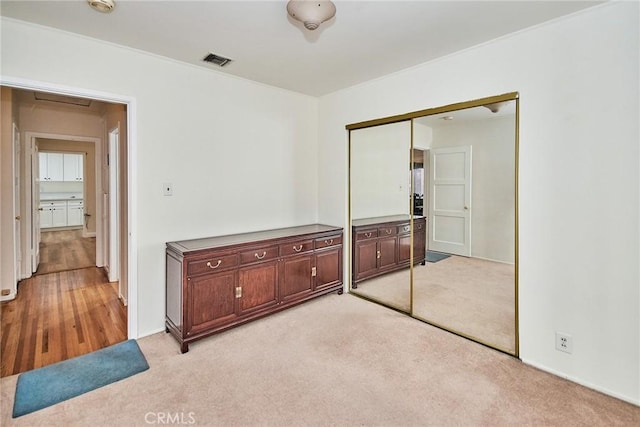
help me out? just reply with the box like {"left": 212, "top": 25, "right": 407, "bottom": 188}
{"left": 428, "top": 146, "right": 471, "bottom": 256}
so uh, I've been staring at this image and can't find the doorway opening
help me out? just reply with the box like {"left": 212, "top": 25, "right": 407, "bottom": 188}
{"left": 1, "top": 83, "right": 135, "bottom": 376}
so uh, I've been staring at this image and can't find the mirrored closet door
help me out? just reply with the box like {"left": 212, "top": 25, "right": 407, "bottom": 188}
{"left": 349, "top": 121, "right": 412, "bottom": 312}
{"left": 348, "top": 93, "right": 519, "bottom": 356}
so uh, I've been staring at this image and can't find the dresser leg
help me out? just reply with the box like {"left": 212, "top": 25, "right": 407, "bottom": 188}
{"left": 180, "top": 343, "right": 189, "bottom": 354}
{"left": 337, "top": 288, "right": 344, "bottom": 295}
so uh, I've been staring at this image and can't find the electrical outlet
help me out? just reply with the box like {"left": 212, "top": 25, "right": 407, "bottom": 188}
{"left": 163, "top": 183, "right": 173, "bottom": 196}
{"left": 556, "top": 332, "right": 573, "bottom": 354}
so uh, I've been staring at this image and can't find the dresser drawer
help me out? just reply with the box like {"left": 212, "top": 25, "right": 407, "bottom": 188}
{"left": 314, "top": 234, "right": 342, "bottom": 249}
{"left": 397, "top": 223, "right": 410, "bottom": 234}
{"left": 280, "top": 239, "right": 314, "bottom": 256}
{"left": 239, "top": 245, "right": 279, "bottom": 265}
{"left": 378, "top": 226, "right": 397, "bottom": 237}
{"left": 355, "top": 229, "right": 377, "bottom": 240}
{"left": 187, "top": 253, "right": 239, "bottom": 276}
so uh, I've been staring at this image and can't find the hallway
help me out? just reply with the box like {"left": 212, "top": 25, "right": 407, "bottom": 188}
{"left": 35, "top": 229, "right": 96, "bottom": 275}
{"left": 1, "top": 230, "right": 126, "bottom": 377}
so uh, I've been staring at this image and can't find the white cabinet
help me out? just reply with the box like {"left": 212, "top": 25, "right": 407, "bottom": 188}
{"left": 39, "top": 153, "right": 64, "bottom": 181}
{"left": 40, "top": 201, "right": 68, "bottom": 228}
{"left": 67, "top": 200, "right": 84, "bottom": 226}
{"left": 63, "top": 154, "right": 83, "bottom": 182}
{"left": 39, "top": 153, "right": 83, "bottom": 182}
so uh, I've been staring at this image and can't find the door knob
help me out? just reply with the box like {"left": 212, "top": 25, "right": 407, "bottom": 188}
{"left": 15, "top": 215, "right": 21, "bottom": 220}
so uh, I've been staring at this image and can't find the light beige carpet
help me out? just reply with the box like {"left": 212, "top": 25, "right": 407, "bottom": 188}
{"left": 414, "top": 256, "right": 515, "bottom": 353}
{"left": 1, "top": 294, "right": 638, "bottom": 426}
{"left": 352, "top": 268, "right": 411, "bottom": 312}
{"left": 352, "top": 256, "right": 516, "bottom": 353}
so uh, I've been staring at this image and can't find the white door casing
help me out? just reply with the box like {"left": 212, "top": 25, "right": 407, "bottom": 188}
{"left": 4, "top": 75, "right": 137, "bottom": 339}
{"left": 13, "top": 124, "right": 22, "bottom": 281}
{"left": 428, "top": 146, "right": 472, "bottom": 256}
{"left": 32, "top": 144, "right": 41, "bottom": 271}
{"left": 108, "top": 126, "right": 120, "bottom": 285}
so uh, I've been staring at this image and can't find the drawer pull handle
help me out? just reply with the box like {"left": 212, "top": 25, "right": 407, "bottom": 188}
{"left": 255, "top": 251, "right": 267, "bottom": 260}
{"left": 206, "top": 260, "right": 222, "bottom": 269}
{"left": 377, "top": 250, "right": 381, "bottom": 259}
{"left": 365, "top": 232, "right": 372, "bottom": 238}
{"left": 293, "top": 245, "right": 303, "bottom": 252}
{"left": 417, "top": 224, "right": 423, "bottom": 229}
{"left": 403, "top": 226, "right": 409, "bottom": 232}
{"left": 385, "top": 229, "right": 392, "bottom": 235}
{"left": 324, "top": 239, "right": 333, "bottom": 245}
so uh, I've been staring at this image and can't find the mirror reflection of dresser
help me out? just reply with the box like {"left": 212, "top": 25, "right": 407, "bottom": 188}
{"left": 348, "top": 93, "right": 518, "bottom": 355}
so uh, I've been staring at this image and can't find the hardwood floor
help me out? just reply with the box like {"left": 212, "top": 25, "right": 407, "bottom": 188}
{"left": 1, "top": 229, "right": 126, "bottom": 377}
{"left": 36, "top": 229, "right": 96, "bottom": 275}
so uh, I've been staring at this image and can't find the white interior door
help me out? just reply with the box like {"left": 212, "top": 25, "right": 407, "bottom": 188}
{"left": 32, "top": 143, "right": 41, "bottom": 271}
{"left": 108, "top": 127, "right": 120, "bottom": 284}
{"left": 428, "top": 146, "right": 472, "bottom": 256}
{"left": 13, "top": 124, "right": 22, "bottom": 281}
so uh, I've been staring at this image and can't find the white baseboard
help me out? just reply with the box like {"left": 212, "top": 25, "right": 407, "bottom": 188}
{"left": 138, "top": 327, "right": 167, "bottom": 339}
{"left": 0, "top": 292, "right": 16, "bottom": 302}
{"left": 83, "top": 230, "right": 96, "bottom": 238}
{"left": 521, "top": 358, "right": 640, "bottom": 407}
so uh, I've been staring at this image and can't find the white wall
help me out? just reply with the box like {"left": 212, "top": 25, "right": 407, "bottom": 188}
{"left": 351, "top": 121, "right": 411, "bottom": 219}
{"left": 1, "top": 18, "right": 320, "bottom": 336}
{"left": 318, "top": 2, "right": 639, "bottom": 404}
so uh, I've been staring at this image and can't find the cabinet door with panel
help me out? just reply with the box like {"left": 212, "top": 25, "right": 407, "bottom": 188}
{"left": 354, "top": 238, "right": 378, "bottom": 281}
{"left": 67, "top": 201, "right": 84, "bottom": 226}
{"left": 378, "top": 236, "right": 398, "bottom": 270}
{"left": 63, "top": 154, "right": 84, "bottom": 181}
{"left": 314, "top": 248, "right": 342, "bottom": 291}
{"left": 40, "top": 153, "right": 64, "bottom": 181}
{"left": 39, "top": 204, "right": 53, "bottom": 228}
{"left": 187, "top": 271, "right": 238, "bottom": 336}
{"left": 397, "top": 222, "right": 411, "bottom": 263}
{"left": 279, "top": 255, "right": 314, "bottom": 303}
{"left": 238, "top": 260, "right": 279, "bottom": 315}
{"left": 51, "top": 202, "right": 67, "bottom": 227}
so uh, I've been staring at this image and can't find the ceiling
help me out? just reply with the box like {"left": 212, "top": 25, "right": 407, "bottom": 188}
{"left": 0, "top": 0, "right": 604, "bottom": 97}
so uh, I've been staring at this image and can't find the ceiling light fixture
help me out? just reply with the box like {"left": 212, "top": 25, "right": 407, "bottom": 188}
{"left": 287, "top": 0, "right": 336, "bottom": 31}
{"left": 483, "top": 101, "right": 509, "bottom": 113}
{"left": 88, "top": 0, "right": 115, "bottom": 13}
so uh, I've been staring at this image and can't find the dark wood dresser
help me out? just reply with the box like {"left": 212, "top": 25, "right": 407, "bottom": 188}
{"left": 166, "top": 224, "right": 343, "bottom": 353}
{"left": 351, "top": 215, "right": 426, "bottom": 288}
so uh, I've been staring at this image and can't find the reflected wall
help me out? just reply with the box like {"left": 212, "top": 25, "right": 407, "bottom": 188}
{"left": 349, "top": 121, "right": 412, "bottom": 312}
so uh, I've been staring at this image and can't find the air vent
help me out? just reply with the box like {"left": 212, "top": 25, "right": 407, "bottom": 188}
{"left": 34, "top": 92, "right": 92, "bottom": 107}
{"left": 203, "top": 53, "right": 232, "bottom": 67}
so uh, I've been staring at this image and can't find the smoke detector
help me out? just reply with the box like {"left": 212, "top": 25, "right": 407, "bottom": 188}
{"left": 88, "top": 0, "right": 115, "bottom": 13}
